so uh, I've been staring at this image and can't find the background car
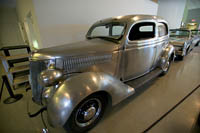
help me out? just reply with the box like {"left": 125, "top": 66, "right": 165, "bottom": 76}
{"left": 169, "top": 29, "right": 194, "bottom": 60}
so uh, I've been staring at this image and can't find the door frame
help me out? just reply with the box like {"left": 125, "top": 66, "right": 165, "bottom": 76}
{"left": 122, "top": 20, "right": 159, "bottom": 81}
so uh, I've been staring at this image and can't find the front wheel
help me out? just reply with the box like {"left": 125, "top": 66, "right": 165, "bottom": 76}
{"left": 64, "top": 94, "right": 107, "bottom": 133}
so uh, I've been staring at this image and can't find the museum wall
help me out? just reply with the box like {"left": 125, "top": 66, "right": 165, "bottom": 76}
{"left": 157, "top": 0, "right": 186, "bottom": 29}
{"left": 32, "top": 0, "right": 158, "bottom": 48}
{"left": 187, "top": 0, "right": 200, "bottom": 9}
{"left": 16, "top": 0, "right": 43, "bottom": 48}
{"left": 186, "top": 8, "right": 200, "bottom": 24}
{"left": 182, "top": 0, "right": 200, "bottom": 25}
{"left": 0, "top": 7, "right": 23, "bottom": 48}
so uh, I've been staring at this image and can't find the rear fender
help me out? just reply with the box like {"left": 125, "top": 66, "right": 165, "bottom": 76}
{"left": 47, "top": 72, "right": 135, "bottom": 127}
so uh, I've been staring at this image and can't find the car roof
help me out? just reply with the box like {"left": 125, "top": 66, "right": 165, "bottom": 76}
{"left": 93, "top": 15, "right": 167, "bottom": 25}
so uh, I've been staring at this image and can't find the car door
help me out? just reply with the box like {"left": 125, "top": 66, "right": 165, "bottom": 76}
{"left": 123, "top": 21, "right": 157, "bottom": 81}
{"left": 152, "top": 22, "right": 169, "bottom": 67}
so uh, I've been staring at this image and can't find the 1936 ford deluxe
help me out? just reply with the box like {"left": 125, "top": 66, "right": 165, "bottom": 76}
{"left": 30, "top": 15, "right": 175, "bottom": 133}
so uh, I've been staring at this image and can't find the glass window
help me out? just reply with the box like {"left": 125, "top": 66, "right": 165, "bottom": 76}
{"left": 139, "top": 26, "right": 153, "bottom": 32}
{"left": 170, "top": 30, "right": 190, "bottom": 37}
{"left": 158, "top": 23, "right": 168, "bottom": 37}
{"left": 87, "top": 22, "right": 125, "bottom": 41}
{"left": 91, "top": 26, "right": 109, "bottom": 37}
{"left": 191, "top": 30, "right": 200, "bottom": 36}
{"left": 112, "top": 25, "right": 124, "bottom": 36}
{"left": 129, "top": 22, "right": 155, "bottom": 41}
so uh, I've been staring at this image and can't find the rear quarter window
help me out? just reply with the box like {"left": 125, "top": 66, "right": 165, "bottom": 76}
{"left": 158, "top": 23, "right": 168, "bottom": 37}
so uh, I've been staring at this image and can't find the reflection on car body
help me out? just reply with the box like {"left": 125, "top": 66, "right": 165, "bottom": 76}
{"left": 29, "top": 15, "right": 175, "bottom": 133}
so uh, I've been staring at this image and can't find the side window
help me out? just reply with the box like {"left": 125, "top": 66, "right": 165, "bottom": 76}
{"left": 91, "top": 26, "right": 109, "bottom": 37}
{"left": 158, "top": 23, "right": 168, "bottom": 37}
{"left": 112, "top": 25, "right": 124, "bottom": 36}
{"left": 129, "top": 22, "right": 155, "bottom": 41}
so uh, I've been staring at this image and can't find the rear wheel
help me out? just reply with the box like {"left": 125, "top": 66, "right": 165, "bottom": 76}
{"left": 64, "top": 94, "right": 107, "bottom": 133}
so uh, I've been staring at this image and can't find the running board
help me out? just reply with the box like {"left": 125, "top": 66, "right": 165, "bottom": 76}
{"left": 125, "top": 68, "right": 163, "bottom": 90}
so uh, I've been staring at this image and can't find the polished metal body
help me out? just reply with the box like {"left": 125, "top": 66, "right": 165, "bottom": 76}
{"left": 39, "top": 69, "right": 63, "bottom": 87}
{"left": 29, "top": 15, "right": 174, "bottom": 127}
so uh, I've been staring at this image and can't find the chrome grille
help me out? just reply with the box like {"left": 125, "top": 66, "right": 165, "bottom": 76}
{"left": 30, "top": 61, "right": 46, "bottom": 104}
{"left": 61, "top": 54, "right": 112, "bottom": 72}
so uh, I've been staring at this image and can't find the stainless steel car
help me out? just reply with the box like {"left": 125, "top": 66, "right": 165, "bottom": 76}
{"left": 169, "top": 29, "right": 197, "bottom": 60}
{"left": 29, "top": 15, "right": 175, "bottom": 133}
{"left": 191, "top": 30, "right": 200, "bottom": 47}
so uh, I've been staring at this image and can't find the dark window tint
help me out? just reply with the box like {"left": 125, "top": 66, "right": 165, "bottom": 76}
{"left": 129, "top": 22, "right": 155, "bottom": 41}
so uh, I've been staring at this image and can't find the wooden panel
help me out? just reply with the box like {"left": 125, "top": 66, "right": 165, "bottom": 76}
{"left": 13, "top": 75, "right": 29, "bottom": 85}
{"left": 5, "top": 53, "right": 30, "bottom": 60}
{"left": 10, "top": 64, "right": 29, "bottom": 73}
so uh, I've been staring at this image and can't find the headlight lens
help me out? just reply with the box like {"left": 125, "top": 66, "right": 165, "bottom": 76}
{"left": 38, "top": 69, "right": 63, "bottom": 87}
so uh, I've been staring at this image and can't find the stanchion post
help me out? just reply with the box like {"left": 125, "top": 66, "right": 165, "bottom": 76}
{"left": 1, "top": 75, "right": 23, "bottom": 104}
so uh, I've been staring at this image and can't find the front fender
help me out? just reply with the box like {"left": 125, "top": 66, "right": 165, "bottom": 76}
{"left": 161, "top": 44, "right": 175, "bottom": 62}
{"left": 164, "top": 44, "right": 175, "bottom": 59}
{"left": 47, "top": 72, "right": 135, "bottom": 127}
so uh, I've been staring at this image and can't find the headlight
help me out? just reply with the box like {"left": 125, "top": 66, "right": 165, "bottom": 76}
{"left": 38, "top": 69, "right": 63, "bottom": 87}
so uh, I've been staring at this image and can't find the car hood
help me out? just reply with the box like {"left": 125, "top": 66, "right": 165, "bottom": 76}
{"left": 169, "top": 37, "right": 187, "bottom": 47}
{"left": 31, "top": 39, "right": 120, "bottom": 60}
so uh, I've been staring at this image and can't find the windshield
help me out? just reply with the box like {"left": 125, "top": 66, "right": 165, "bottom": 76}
{"left": 170, "top": 30, "right": 190, "bottom": 38}
{"left": 87, "top": 22, "right": 126, "bottom": 40}
{"left": 191, "top": 30, "right": 200, "bottom": 35}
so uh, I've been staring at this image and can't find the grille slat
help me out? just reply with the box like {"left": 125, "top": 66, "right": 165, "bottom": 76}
{"left": 60, "top": 54, "right": 112, "bottom": 73}
{"left": 30, "top": 61, "right": 46, "bottom": 104}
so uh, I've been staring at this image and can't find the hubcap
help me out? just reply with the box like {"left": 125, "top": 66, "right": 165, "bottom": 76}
{"left": 75, "top": 98, "right": 102, "bottom": 127}
{"left": 84, "top": 107, "right": 96, "bottom": 121}
{"left": 163, "top": 60, "right": 169, "bottom": 72}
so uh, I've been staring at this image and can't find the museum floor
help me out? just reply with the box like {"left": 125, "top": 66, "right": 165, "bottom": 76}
{"left": 0, "top": 46, "right": 200, "bottom": 133}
